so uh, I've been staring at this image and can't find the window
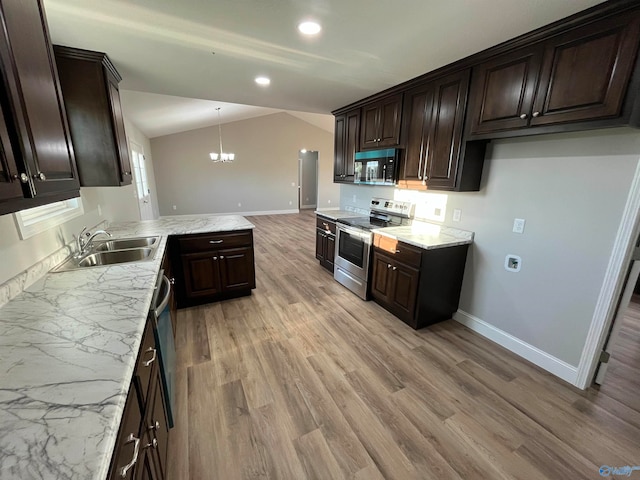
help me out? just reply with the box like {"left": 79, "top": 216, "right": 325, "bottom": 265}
{"left": 13, "top": 197, "right": 84, "bottom": 240}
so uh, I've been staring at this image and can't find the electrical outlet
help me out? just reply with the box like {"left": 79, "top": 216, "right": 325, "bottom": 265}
{"left": 97, "top": 204, "right": 102, "bottom": 217}
{"left": 328, "top": 199, "right": 331, "bottom": 204}
{"left": 238, "top": 202, "right": 242, "bottom": 207}
{"left": 513, "top": 218, "right": 526, "bottom": 234}
{"left": 291, "top": 182, "right": 296, "bottom": 187}
{"left": 172, "top": 205, "right": 177, "bottom": 211}
{"left": 453, "top": 209, "right": 461, "bottom": 222}
{"left": 289, "top": 201, "right": 293, "bottom": 205}
{"left": 352, "top": 194, "right": 357, "bottom": 203}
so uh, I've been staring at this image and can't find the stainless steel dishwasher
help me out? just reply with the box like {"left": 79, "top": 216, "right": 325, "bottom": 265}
{"left": 150, "top": 269, "right": 176, "bottom": 428}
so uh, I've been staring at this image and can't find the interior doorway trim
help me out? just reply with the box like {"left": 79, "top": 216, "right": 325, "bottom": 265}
{"left": 575, "top": 157, "right": 640, "bottom": 389}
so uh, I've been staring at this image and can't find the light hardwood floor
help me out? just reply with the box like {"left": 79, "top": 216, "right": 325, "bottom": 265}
{"left": 167, "top": 211, "right": 640, "bottom": 479}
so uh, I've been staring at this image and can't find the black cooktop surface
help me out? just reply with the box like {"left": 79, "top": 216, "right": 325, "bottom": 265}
{"left": 337, "top": 216, "right": 390, "bottom": 231}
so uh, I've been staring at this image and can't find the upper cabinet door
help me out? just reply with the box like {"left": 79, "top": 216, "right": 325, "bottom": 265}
{"left": 360, "top": 94, "right": 402, "bottom": 149}
{"left": 0, "top": 89, "right": 23, "bottom": 202}
{"left": 0, "top": 0, "right": 79, "bottom": 197}
{"left": 468, "top": 46, "right": 543, "bottom": 135}
{"left": 107, "top": 79, "right": 132, "bottom": 184}
{"left": 424, "top": 70, "right": 470, "bottom": 190}
{"left": 530, "top": 13, "right": 640, "bottom": 126}
{"left": 344, "top": 109, "right": 359, "bottom": 178}
{"left": 401, "top": 85, "right": 434, "bottom": 184}
{"left": 360, "top": 104, "right": 379, "bottom": 149}
{"left": 377, "top": 93, "right": 402, "bottom": 147}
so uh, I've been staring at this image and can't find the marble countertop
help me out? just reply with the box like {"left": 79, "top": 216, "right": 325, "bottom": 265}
{"left": 374, "top": 221, "right": 474, "bottom": 250}
{"left": 0, "top": 214, "right": 254, "bottom": 480}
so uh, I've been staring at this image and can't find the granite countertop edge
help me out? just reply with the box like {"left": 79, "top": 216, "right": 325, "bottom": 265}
{"left": 0, "top": 214, "right": 254, "bottom": 480}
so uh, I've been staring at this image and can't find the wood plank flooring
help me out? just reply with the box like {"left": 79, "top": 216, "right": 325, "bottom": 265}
{"left": 167, "top": 211, "right": 640, "bottom": 479}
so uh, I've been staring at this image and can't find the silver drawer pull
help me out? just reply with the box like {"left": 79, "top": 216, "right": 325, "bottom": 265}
{"left": 392, "top": 266, "right": 397, "bottom": 271}
{"left": 143, "top": 347, "right": 157, "bottom": 367}
{"left": 119, "top": 433, "right": 140, "bottom": 478}
{"left": 149, "top": 420, "right": 160, "bottom": 431}
{"left": 387, "top": 264, "right": 391, "bottom": 268}
{"left": 169, "top": 277, "right": 175, "bottom": 285}
{"left": 322, "top": 222, "right": 329, "bottom": 228}
{"left": 209, "top": 240, "right": 223, "bottom": 244}
{"left": 212, "top": 256, "right": 218, "bottom": 260}
{"left": 395, "top": 249, "right": 401, "bottom": 253}
{"left": 220, "top": 255, "right": 225, "bottom": 259}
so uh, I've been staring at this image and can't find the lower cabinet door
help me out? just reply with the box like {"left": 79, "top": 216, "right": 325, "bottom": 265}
{"left": 134, "top": 435, "right": 161, "bottom": 480}
{"left": 181, "top": 251, "right": 221, "bottom": 297}
{"left": 146, "top": 373, "right": 169, "bottom": 479}
{"left": 218, "top": 247, "right": 256, "bottom": 290}
{"left": 315, "top": 229, "right": 326, "bottom": 261}
{"left": 390, "top": 263, "right": 420, "bottom": 321}
{"left": 371, "top": 251, "right": 393, "bottom": 304}
{"left": 326, "top": 234, "right": 335, "bottom": 269}
{"left": 109, "top": 387, "right": 142, "bottom": 480}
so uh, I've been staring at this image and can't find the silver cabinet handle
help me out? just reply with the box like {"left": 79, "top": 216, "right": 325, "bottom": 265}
{"left": 212, "top": 256, "right": 218, "bottom": 260}
{"left": 209, "top": 240, "right": 223, "bottom": 244}
{"left": 145, "top": 438, "right": 158, "bottom": 450}
{"left": 119, "top": 433, "right": 140, "bottom": 478}
{"left": 220, "top": 255, "right": 225, "bottom": 259}
{"left": 169, "top": 277, "right": 175, "bottom": 285}
{"left": 532, "top": 111, "right": 540, "bottom": 117}
{"left": 34, "top": 172, "right": 46, "bottom": 181}
{"left": 143, "top": 347, "right": 156, "bottom": 367}
{"left": 149, "top": 420, "right": 160, "bottom": 431}
{"left": 392, "top": 266, "right": 397, "bottom": 271}
{"left": 395, "top": 249, "right": 401, "bottom": 253}
{"left": 20, "top": 173, "right": 29, "bottom": 183}
{"left": 520, "top": 113, "right": 527, "bottom": 119}
{"left": 387, "top": 264, "right": 391, "bottom": 268}
{"left": 323, "top": 222, "right": 329, "bottom": 228}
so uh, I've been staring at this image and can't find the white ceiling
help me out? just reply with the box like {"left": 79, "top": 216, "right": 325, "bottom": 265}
{"left": 44, "top": 0, "right": 604, "bottom": 134}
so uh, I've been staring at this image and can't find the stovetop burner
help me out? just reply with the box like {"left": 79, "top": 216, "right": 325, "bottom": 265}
{"left": 337, "top": 216, "right": 391, "bottom": 231}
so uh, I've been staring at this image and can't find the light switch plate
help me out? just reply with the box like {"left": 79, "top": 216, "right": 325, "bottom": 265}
{"left": 453, "top": 209, "right": 461, "bottom": 222}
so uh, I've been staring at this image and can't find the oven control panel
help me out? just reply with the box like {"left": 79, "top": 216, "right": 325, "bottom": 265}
{"left": 370, "top": 197, "right": 414, "bottom": 218}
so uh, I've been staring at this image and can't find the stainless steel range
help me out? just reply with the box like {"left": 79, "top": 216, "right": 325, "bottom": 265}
{"left": 334, "top": 198, "right": 414, "bottom": 299}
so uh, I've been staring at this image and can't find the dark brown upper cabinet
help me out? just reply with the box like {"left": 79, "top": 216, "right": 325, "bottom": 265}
{"left": 468, "top": 11, "right": 640, "bottom": 138}
{"left": 54, "top": 46, "right": 133, "bottom": 187}
{"left": 360, "top": 94, "right": 402, "bottom": 150}
{"left": 400, "top": 70, "right": 487, "bottom": 191}
{"left": 0, "top": 0, "right": 80, "bottom": 216}
{"left": 333, "top": 108, "right": 359, "bottom": 183}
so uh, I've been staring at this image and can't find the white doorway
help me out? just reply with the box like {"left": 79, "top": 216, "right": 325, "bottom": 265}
{"left": 130, "top": 141, "right": 154, "bottom": 221}
{"left": 298, "top": 150, "right": 318, "bottom": 210}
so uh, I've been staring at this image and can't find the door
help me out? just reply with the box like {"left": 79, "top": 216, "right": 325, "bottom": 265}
{"left": 371, "top": 251, "right": 393, "bottom": 304}
{"left": 218, "top": 247, "right": 255, "bottom": 291}
{"left": 595, "top": 243, "right": 640, "bottom": 384}
{"left": 390, "top": 262, "right": 420, "bottom": 320}
{"left": 468, "top": 46, "right": 543, "bottom": 135}
{"left": 131, "top": 141, "right": 154, "bottom": 221}
{"left": 333, "top": 114, "right": 346, "bottom": 181}
{"left": 360, "top": 104, "right": 379, "bottom": 149}
{"left": 326, "top": 234, "right": 335, "bottom": 269}
{"left": 181, "top": 252, "right": 221, "bottom": 298}
{"left": 402, "top": 84, "right": 434, "bottom": 184}
{"left": 377, "top": 94, "right": 402, "bottom": 147}
{"left": 107, "top": 79, "right": 132, "bottom": 185}
{"left": 298, "top": 150, "right": 318, "bottom": 209}
{"left": 424, "top": 70, "right": 470, "bottom": 189}
{"left": 530, "top": 13, "right": 640, "bottom": 126}
{"left": 0, "top": 89, "right": 23, "bottom": 203}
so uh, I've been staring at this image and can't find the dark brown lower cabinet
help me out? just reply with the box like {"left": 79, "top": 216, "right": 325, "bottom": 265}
{"left": 171, "top": 230, "right": 256, "bottom": 308}
{"left": 371, "top": 234, "right": 469, "bottom": 329}
{"left": 109, "top": 317, "right": 169, "bottom": 480}
{"left": 315, "top": 215, "right": 336, "bottom": 272}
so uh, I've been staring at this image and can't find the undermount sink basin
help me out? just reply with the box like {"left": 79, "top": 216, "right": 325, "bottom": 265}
{"left": 93, "top": 236, "right": 159, "bottom": 252}
{"left": 77, "top": 248, "right": 154, "bottom": 267}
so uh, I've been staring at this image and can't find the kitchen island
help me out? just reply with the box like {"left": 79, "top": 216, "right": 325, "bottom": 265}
{"left": 0, "top": 215, "right": 254, "bottom": 480}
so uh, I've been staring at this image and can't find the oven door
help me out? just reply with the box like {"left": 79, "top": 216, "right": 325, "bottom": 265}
{"left": 334, "top": 223, "right": 371, "bottom": 280}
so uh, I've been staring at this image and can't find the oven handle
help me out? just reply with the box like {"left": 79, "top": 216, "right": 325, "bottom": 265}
{"left": 336, "top": 224, "right": 371, "bottom": 241}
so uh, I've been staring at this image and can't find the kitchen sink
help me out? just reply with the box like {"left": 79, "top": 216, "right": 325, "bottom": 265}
{"left": 51, "top": 236, "right": 160, "bottom": 272}
{"left": 93, "top": 236, "right": 159, "bottom": 252}
{"left": 77, "top": 248, "right": 154, "bottom": 267}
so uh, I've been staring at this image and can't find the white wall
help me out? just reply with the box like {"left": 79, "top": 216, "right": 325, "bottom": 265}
{"left": 0, "top": 117, "right": 154, "bottom": 286}
{"left": 340, "top": 128, "right": 640, "bottom": 368}
{"left": 150, "top": 112, "right": 339, "bottom": 215}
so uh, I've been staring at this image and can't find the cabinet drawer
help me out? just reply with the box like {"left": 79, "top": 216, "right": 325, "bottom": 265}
{"left": 373, "top": 234, "right": 422, "bottom": 268}
{"left": 178, "top": 230, "right": 252, "bottom": 253}
{"left": 108, "top": 386, "right": 142, "bottom": 480}
{"left": 316, "top": 216, "right": 336, "bottom": 234}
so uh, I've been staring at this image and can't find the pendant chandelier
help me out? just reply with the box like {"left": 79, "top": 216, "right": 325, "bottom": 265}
{"left": 209, "top": 107, "right": 235, "bottom": 162}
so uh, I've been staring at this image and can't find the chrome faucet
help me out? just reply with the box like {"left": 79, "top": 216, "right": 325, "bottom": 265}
{"left": 76, "top": 227, "right": 112, "bottom": 256}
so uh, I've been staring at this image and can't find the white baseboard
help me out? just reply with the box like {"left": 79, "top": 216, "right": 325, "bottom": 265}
{"left": 167, "top": 209, "right": 301, "bottom": 217}
{"left": 300, "top": 204, "right": 317, "bottom": 209}
{"left": 453, "top": 310, "right": 579, "bottom": 386}
{"left": 315, "top": 207, "right": 340, "bottom": 211}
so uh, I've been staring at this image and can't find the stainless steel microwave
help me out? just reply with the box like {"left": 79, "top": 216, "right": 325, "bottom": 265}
{"left": 353, "top": 148, "right": 399, "bottom": 186}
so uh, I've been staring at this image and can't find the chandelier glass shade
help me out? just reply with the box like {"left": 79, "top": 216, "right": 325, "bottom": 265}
{"left": 210, "top": 108, "right": 235, "bottom": 162}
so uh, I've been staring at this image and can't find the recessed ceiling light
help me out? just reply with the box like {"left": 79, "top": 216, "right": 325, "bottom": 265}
{"left": 298, "top": 21, "right": 321, "bottom": 35}
{"left": 255, "top": 76, "right": 270, "bottom": 86}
